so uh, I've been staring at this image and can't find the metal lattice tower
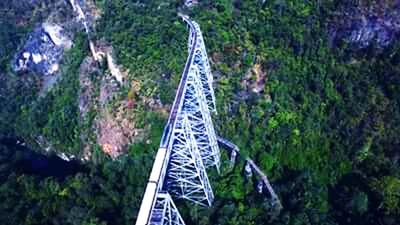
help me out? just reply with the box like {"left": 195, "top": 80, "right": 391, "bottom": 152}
{"left": 190, "top": 21, "right": 217, "bottom": 113}
{"left": 135, "top": 14, "right": 219, "bottom": 225}
{"left": 166, "top": 114, "right": 214, "bottom": 206}
{"left": 135, "top": 14, "right": 281, "bottom": 225}
{"left": 150, "top": 192, "right": 186, "bottom": 225}
{"left": 177, "top": 66, "right": 220, "bottom": 170}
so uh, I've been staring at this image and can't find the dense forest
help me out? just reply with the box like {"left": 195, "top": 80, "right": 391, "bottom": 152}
{"left": 1, "top": 0, "right": 400, "bottom": 225}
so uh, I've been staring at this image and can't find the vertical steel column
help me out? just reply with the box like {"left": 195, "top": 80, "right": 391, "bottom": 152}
{"left": 166, "top": 114, "right": 214, "bottom": 206}
{"left": 191, "top": 22, "right": 217, "bottom": 113}
{"left": 150, "top": 192, "right": 186, "bottom": 225}
{"left": 181, "top": 66, "right": 220, "bottom": 170}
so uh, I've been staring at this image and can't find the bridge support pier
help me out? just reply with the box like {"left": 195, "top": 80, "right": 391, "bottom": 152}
{"left": 166, "top": 114, "right": 214, "bottom": 206}
{"left": 136, "top": 15, "right": 221, "bottom": 225}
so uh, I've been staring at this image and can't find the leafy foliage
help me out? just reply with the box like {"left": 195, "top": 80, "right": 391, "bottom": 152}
{"left": 13, "top": 33, "right": 87, "bottom": 156}
{"left": 0, "top": 0, "right": 399, "bottom": 225}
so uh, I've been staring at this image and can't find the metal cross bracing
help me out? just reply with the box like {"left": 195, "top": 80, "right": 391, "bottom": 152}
{"left": 184, "top": 19, "right": 217, "bottom": 113}
{"left": 136, "top": 14, "right": 282, "bottom": 225}
{"left": 135, "top": 14, "right": 219, "bottom": 225}
{"left": 190, "top": 22, "right": 217, "bottom": 113}
{"left": 177, "top": 66, "right": 220, "bottom": 170}
{"left": 150, "top": 192, "right": 186, "bottom": 225}
{"left": 166, "top": 113, "right": 214, "bottom": 206}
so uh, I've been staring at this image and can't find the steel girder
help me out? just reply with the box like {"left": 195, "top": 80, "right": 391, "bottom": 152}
{"left": 181, "top": 66, "right": 220, "bottom": 169}
{"left": 165, "top": 37, "right": 220, "bottom": 206}
{"left": 188, "top": 29, "right": 195, "bottom": 55}
{"left": 166, "top": 114, "right": 214, "bottom": 206}
{"left": 190, "top": 21, "right": 217, "bottom": 113}
{"left": 150, "top": 192, "right": 186, "bottom": 225}
{"left": 137, "top": 16, "right": 219, "bottom": 225}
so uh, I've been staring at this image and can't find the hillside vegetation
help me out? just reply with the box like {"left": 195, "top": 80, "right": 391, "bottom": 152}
{"left": 0, "top": 1, "right": 399, "bottom": 225}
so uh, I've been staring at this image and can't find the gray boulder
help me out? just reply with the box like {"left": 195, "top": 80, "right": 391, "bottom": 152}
{"left": 12, "top": 22, "right": 72, "bottom": 76}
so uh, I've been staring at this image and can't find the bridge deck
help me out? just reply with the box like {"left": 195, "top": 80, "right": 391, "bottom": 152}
{"left": 135, "top": 15, "right": 198, "bottom": 225}
{"left": 136, "top": 15, "right": 280, "bottom": 225}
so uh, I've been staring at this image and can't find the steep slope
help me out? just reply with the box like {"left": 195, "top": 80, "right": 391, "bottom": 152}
{"left": 0, "top": 1, "right": 399, "bottom": 225}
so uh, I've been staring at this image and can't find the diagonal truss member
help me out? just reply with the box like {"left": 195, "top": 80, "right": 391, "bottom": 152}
{"left": 178, "top": 65, "right": 220, "bottom": 169}
{"left": 150, "top": 191, "right": 186, "bottom": 225}
{"left": 189, "top": 21, "right": 217, "bottom": 113}
{"left": 166, "top": 114, "right": 214, "bottom": 206}
{"left": 136, "top": 15, "right": 219, "bottom": 225}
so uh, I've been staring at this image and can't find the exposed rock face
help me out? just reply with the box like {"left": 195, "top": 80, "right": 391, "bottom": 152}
{"left": 11, "top": 0, "right": 101, "bottom": 95}
{"left": 7, "top": 0, "right": 141, "bottom": 160}
{"left": 68, "top": 0, "right": 127, "bottom": 84}
{"left": 96, "top": 110, "right": 138, "bottom": 159}
{"left": 99, "top": 75, "right": 119, "bottom": 106}
{"left": 12, "top": 23, "right": 72, "bottom": 76}
{"left": 78, "top": 56, "right": 100, "bottom": 161}
{"left": 70, "top": 0, "right": 135, "bottom": 160}
{"left": 78, "top": 56, "right": 144, "bottom": 159}
{"left": 94, "top": 72, "right": 145, "bottom": 158}
{"left": 67, "top": 0, "right": 99, "bottom": 33}
{"left": 330, "top": 1, "right": 400, "bottom": 49}
{"left": 10, "top": 0, "right": 79, "bottom": 95}
{"left": 78, "top": 57, "right": 98, "bottom": 118}
{"left": 106, "top": 51, "right": 127, "bottom": 83}
{"left": 68, "top": 0, "right": 103, "bottom": 61}
{"left": 242, "top": 63, "right": 267, "bottom": 94}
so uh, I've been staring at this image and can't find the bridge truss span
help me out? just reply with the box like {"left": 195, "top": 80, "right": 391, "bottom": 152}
{"left": 136, "top": 14, "right": 281, "bottom": 225}
{"left": 135, "top": 14, "right": 219, "bottom": 225}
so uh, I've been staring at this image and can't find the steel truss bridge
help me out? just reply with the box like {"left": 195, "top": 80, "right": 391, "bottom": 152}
{"left": 135, "top": 15, "right": 280, "bottom": 225}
